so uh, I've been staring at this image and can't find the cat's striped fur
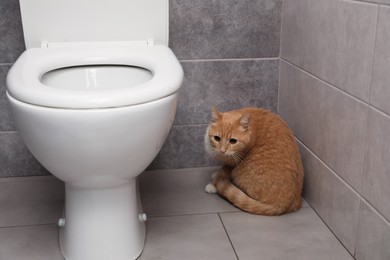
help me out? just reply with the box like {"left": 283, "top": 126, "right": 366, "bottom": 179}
{"left": 205, "top": 107, "right": 304, "bottom": 216}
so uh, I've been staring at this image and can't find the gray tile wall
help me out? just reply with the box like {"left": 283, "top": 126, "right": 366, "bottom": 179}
{"left": 0, "top": 0, "right": 48, "bottom": 177}
{"left": 280, "top": 0, "right": 390, "bottom": 258}
{"left": 151, "top": 0, "right": 282, "bottom": 169}
{"left": 0, "top": 0, "right": 282, "bottom": 176}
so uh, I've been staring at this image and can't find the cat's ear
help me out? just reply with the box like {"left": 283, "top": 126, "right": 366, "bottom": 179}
{"left": 239, "top": 113, "right": 250, "bottom": 131}
{"left": 211, "top": 106, "right": 222, "bottom": 123}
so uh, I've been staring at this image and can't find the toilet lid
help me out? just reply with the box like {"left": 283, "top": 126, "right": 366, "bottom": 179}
{"left": 19, "top": 0, "right": 169, "bottom": 49}
{"left": 6, "top": 45, "right": 184, "bottom": 109}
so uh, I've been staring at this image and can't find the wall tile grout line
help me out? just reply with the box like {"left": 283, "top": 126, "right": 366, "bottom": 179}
{"left": 297, "top": 137, "right": 363, "bottom": 255}
{"left": 359, "top": 196, "right": 390, "bottom": 224}
{"left": 354, "top": 6, "right": 382, "bottom": 254}
{"left": 280, "top": 58, "right": 371, "bottom": 108}
{"left": 277, "top": 0, "right": 285, "bottom": 114}
{"left": 297, "top": 138, "right": 361, "bottom": 200}
{"left": 353, "top": 198, "right": 364, "bottom": 258}
{"left": 353, "top": 193, "right": 390, "bottom": 225}
{"left": 368, "top": 103, "right": 390, "bottom": 119}
{"left": 218, "top": 213, "right": 240, "bottom": 260}
{"left": 303, "top": 197, "right": 357, "bottom": 259}
{"left": 355, "top": 114, "right": 370, "bottom": 256}
{"left": 366, "top": 1, "right": 381, "bottom": 108}
{"left": 359, "top": 0, "right": 382, "bottom": 184}
{"left": 297, "top": 137, "right": 390, "bottom": 225}
{"left": 0, "top": 131, "right": 18, "bottom": 134}
{"left": 170, "top": 123, "right": 208, "bottom": 128}
{"left": 344, "top": 0, "right": 380, "bottom": 6}
{"left": 277, "top": 59, "right": 281, "bottom": 114}
{"left": 0, "top": 175, "right": 56, "bottom": 183}
{"left": 178, "top": 57, "right": 280, "bottom": 63}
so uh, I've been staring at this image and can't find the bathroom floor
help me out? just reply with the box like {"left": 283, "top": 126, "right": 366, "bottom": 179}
{"left": 0, "top": 167, "right": 353, "bottom": 260}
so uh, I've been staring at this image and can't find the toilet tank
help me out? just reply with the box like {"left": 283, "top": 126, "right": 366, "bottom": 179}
{"left": 19, "top": 0, "right": 169, "bottom": 49}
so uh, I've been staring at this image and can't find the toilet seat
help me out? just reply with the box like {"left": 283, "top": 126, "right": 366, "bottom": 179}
{"left": 6, "top": 44, "right": 183, "bottom": 109}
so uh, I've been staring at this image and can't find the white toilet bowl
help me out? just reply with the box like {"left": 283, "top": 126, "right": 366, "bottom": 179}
{"left": 6, "top": 0, "right": 183, "bottom": 258}
{"left": 7, "top": 45, "right": 183, "bottom": 260}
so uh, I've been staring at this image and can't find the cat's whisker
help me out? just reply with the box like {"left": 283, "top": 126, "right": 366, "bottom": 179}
{"left": 230, "top": 153, "right": 242, "bottom": 166}
{"left": 207, "top": 149, "right": 218, "bottom": 161}
{"left": 233, "top": 155, "right": 240, "bottom": 165}
{"left": 234, "top": 151, "right": 245, "bottom": 158}
{"left": 236, "top": 154, "right": 243, "bottom": 164}
{"left": 232, "top": 154, "right": 239, "bottom": 165}
{"left": 229, "top": 154, "right": 236, "bottom": 165}
{"left": 236, "top": 152, "right": 246, "bottom": 162}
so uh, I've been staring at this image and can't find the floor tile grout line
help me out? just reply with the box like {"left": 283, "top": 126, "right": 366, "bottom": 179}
{"left": 0, "top": 130, "right": 18, "bottom": 134}
{"left": 303, "top": 199, "right": 356, "bottom": 259}
{"left": 218, "top": 213, "right": 240, "bottom": 260}
{"left": 146, "top": 210, "right": 241, "bottom": 219}
{"left": 0, "top": 223, "right": 57, "bottom": 230}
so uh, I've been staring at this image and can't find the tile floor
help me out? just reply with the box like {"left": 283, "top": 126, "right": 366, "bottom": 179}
{"left": 0, "top": 167, "right": 353, "bottom": 260}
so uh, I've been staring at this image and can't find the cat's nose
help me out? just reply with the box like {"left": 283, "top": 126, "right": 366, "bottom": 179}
{"left": 220, "top": 148, "right": 226, "bottom": 154}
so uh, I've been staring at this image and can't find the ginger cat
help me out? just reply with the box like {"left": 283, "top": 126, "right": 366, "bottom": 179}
{"left": 205, "top": 107, "right": 304, "bottom": 216}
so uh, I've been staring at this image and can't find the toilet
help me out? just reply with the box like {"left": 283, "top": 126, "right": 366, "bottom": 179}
{"left": 6, "top": 0, "right": 183, "bottom": 259}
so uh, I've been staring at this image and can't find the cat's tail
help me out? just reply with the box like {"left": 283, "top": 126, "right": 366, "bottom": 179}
{"left": 214, "top": 177, "right": 286, "bottom": 216}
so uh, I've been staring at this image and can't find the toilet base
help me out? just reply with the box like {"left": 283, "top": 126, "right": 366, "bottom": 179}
{"left": 59, "top": 179, "right": 146, "bottom": 260}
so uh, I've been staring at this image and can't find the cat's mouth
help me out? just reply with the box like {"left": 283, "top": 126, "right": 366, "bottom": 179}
{"left": 215, "top": 151, "right": 241, "bottom": 165}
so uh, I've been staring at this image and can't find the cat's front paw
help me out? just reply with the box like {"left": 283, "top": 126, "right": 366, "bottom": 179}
{"left": 205, "top": 183, "right": 217, "bottom": 193}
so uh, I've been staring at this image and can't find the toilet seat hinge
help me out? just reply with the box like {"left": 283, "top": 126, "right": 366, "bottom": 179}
{"left": 41, "top": 41, "right": 49, "bottom": 48}
{"left": 146, "top": 38, "right": 154, "bottom": 46}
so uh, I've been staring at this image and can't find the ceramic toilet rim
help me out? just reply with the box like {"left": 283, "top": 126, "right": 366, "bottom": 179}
{"left": 6, "top": 45, "right": 183, "bottom": 109}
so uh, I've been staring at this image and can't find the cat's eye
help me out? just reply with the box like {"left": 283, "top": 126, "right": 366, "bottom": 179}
{"left": 213, "top": 136, "right": 221, "bottom": 142}
{"left": 229, "top": 138, "right": 238, "bottom": 144}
